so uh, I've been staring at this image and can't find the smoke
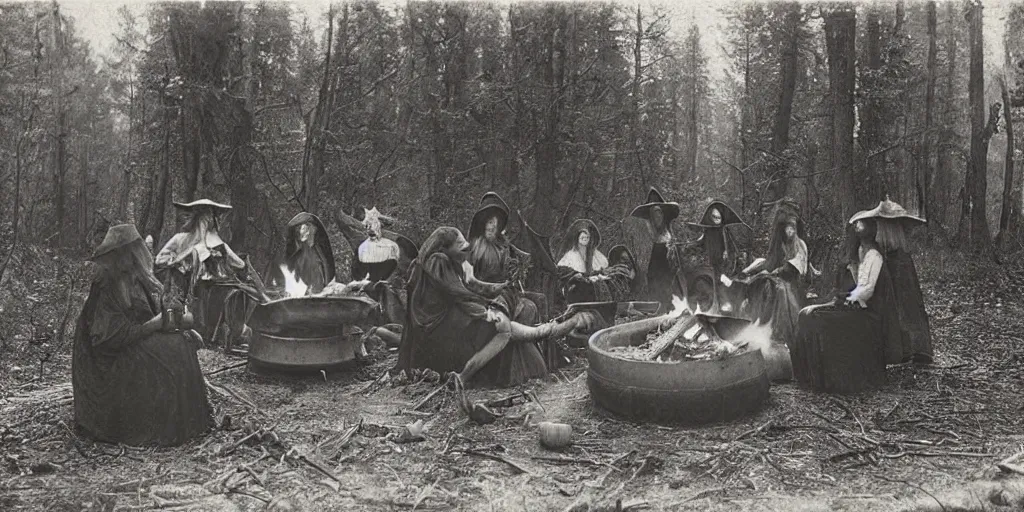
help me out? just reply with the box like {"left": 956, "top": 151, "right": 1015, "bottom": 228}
{"left": 733, "top": 318, "right": 792, "bottom": 381}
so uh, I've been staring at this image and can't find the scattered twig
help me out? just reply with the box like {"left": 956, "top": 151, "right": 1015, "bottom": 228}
{"left": 997, "top": 451, "right": 1024, "bottom": 474}
{"left": 411, "top": 384, "right": 448, "bottom": 411}
{"left": 204, "top": 361, "right": 248, "bottom": 377}
{"left": 458, "top": 448, "right": 533, "bottom": 475}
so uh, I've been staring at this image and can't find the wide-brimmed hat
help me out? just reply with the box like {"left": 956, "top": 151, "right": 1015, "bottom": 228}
{"left": 284, "top": 211, "right": 336, "bottom": 282}
{"left": 173, "top": 199, "right": 232, "bottom": 212}
{"left": 469, "top": 192, "right": 510, "bottom": 240}
{"left": 686, "top": 201, "right": 749, "bottom": 230}
{"left": 91, "top": 224, "right": 143, "bottom": 260}
{"left": 848, "top": 197, "right": 926, "bottom": 227}
{"left": 608, "top": 244, "right": 634, "bottom": 265}
{"left": 629, "top": 187, "right": 680, "bottom": 224}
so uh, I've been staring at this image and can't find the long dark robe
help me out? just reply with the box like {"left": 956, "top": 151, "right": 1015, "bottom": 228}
{"left": 556, "top": 267, "right": 612, "bottom": 306}
{"left": 72, "top": 278, "right": 212, "bottom": 446}
{"left": 468, "top": 237, "right": 538, "bottom": 325}
{"left": 883, "top": 250, "right": 933, "bottom": 363}
{"left": 397, "top": 253, "right": 547, "bottom": 387}
{"left": 702, "top": 227, "right": 737, "bottom": 277}
{"left": 647, "top": 243, "right": 684, "bottom": 308}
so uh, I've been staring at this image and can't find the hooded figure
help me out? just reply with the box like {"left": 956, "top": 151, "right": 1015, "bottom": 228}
{"left": 739, "top": 202, "right": 809, "bottom": 344}
{"left": 850, "top": 198, "right": 932, "bottom": 364}
{"left": 397, "top": 227, "right": 588, "bottom": 387}
{"left": 268, "top": 212, "right": 335, "bottom": 295}
{"left": 154, "top": 199, "right": 260, "bottom": 351}
{"left": 686, "top": 201, "right": 748, "bottom": 278}
{"left": 466, "top": 192, "right": 540, "bottom": 324}
{"left": 555, "top": 219, "right": 610, "bottom": 306}
{"left": 623, "top": 187, "right": 686, "bottom": 309}
{"left": 73, "top": 224, "right": 212, "bottom": 446}
{"left": 604, "top": 245, "right": 639, "bottom": 301}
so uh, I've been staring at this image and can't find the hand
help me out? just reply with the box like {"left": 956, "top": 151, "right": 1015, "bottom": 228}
{"left": 588, "top": 275, "right": 600, "bottom": 283}
{"left": 181, "top": 311, "right": 195, "bottom": 329}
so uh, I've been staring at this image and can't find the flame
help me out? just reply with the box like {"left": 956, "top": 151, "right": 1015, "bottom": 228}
{"left": 280, "top": 264, "right": 309, "bottom": 298}
{"left": 666, "top": 295, "right": 688, "bottom": 318}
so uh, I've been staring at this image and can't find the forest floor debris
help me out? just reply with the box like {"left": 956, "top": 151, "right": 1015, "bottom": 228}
{"left": 3, "top": 254, "right": 1024, "bottom": 510}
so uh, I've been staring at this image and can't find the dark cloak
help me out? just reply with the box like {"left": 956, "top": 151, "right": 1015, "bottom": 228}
{"left": 267, "top": 212, "right": 335, "bottom": 295}
{"left": 73, "top": 271, "right": 212, "bottom": 446}
{"left": 468, "top": 235, "right": 538, "bottom": 325}
{"left": 883, "top": 249, "right": 934, "bottom": 363}
{"left": 833, "top": 253, "right": 904, "bottom": 365}
{"left": 397, "top": 233, "right": 547, "bottom": 387}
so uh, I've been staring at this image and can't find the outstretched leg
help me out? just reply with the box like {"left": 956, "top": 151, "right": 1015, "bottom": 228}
{"left": 457, "top": 312, "right": 513, "bottom": 383}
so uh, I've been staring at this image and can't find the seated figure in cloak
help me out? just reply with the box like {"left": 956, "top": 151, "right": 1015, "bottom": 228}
{"left": 73, "top": 224, "right": 213, "bottom": 447}
{"left": 397, "top": 227, "right": 595, "bottom": 387}
{"left": 851, "top": 200, "right": 932, "bottom": 364}
{"left": 355, "top": 207, "right": 402, "bottom": 282}
{"left": 555, "top": 219, "right": 610, "bottom": 307}
{"left": 603, "top": 245, "right": 639, "bottom": 302}
{"left": 684, "top": 201, "right": 748, "bottom": 312}
{"left": 737, "top": 203, "right": 809, "bottom": 344}
{"left": 621, "top": 188, "right": 687, "bottom": 311}
{"left": 267, "top": 212, "right": 336, "bottom": 296}
{"left": 466, "top": 193, "right": 541, "bottom": 325}
{"left": 154, "top": 200, "right": 262, "bottom": 352}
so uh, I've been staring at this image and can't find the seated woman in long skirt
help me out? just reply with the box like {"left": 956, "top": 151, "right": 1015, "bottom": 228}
{"left": 73, "top": 224, "right": 213, "bottom": 446}
{"left": 738, "top": 204, "right": 808, "bottom": 344}
{"left": 793, "top": 218, "right": 901, "bottom": 392}
{"left": 555, "top": 219, "right": 610, "bottom": 307}
{"left": 397, "top": 227, "right": 593, "bottom": 387}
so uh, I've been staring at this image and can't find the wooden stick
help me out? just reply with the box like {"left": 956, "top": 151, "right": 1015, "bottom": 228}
{"left": 412, "top": 384, "right": 448, "bottom": 411}
{"left": 460, "top": 449, "right": 533, "bottom": 475}
{"left": 205, "top": 361, "right": 248, "bottom": 377}
{"left": 646, "top": 314, "right": 697, "bottom": 360}
{"left": 997, "top": 451, "right": 1024, "bottom": 473}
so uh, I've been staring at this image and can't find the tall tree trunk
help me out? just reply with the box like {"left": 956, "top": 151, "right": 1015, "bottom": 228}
{"left": 148, "top": 101, "right": 174, "bottom": 245}
{"left": 534, "top": 8, "right": 566, "bottom": 232}
{"left": 998, "top": 75, "right": 1015, "bottom": 244}
{"left": 685, "top": 26, "right": 701, "bottom": 186}
{"left": 825, "top": 4, "right": 857, "bottom": 220}
{"left": 921, "top": 1, "right": 937, "bottom": 233}
{"left": 770, "top": 2, "right": 800, "bottom": 200}
{"left": 741, "top": 27, "right": 751, "bottom": 168}
{"left": 966, "top": 0, "right": 993, "bottom": 250}
{"left": 859, "top": 4, "right": 883, "bottom": 204}
{"left": 119, "top": 78, "right": 134, "bottom": 222}
{"left": 300, "top": 5, "right": 338, "bottom": 215}
{"left": 936, "top": 1, "right": 958, "bottom": 231}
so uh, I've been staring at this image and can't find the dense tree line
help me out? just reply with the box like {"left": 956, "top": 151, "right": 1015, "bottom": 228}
{"left": 1, "top": 0, "right": 1022, "bottom": 285}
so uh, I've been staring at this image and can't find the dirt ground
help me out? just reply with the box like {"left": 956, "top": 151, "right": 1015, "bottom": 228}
{"left": 3, "top": 255, "right": 1024, "bottom": 511}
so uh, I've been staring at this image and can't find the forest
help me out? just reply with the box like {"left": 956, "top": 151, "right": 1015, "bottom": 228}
{"left": 4, "top": 1, "right": 1024, "bottom": 511}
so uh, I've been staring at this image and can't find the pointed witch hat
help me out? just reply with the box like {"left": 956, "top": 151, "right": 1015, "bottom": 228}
{"left": 686, "top": 200, "right": 750, "bottom": 230}
{"left": 629, "top": 187, "right": 680, "bottom": 224}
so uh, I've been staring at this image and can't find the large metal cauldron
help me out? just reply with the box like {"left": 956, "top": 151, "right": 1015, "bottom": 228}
{"left": 587, "top": 315, "right": 770, "bottom": 425}
{"left": 247, "top": 295, "right": 378, "bottom": 373}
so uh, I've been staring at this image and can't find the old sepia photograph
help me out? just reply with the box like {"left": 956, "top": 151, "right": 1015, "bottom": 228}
{"left": 1, "top": 0, "right": 1023, "bottom": 510}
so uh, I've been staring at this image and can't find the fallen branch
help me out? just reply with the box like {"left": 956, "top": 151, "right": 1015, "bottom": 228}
{"left": 531, "top": 454, "right": 605, "bottom": 467}
{"left": 411, "top": 384, "right": 448, "bottom": 411}
{"left": 110, "top": 470, "right": 172, "bottom": 493}
{"left": 205, "top": 361, "right": 248, "bottom": 377}
{"left": 996, "top": 451, "right": 1024, "bottom": 474}
{"left": 458, "top": 448, "right": 532, "bottom": 475}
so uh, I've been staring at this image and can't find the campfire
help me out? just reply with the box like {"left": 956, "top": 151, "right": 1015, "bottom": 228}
{"left": 276, "top": 265, "right": 371, "bottom": 300}
{"left": 606, "top": 294, "right": 780, "bottom": 363}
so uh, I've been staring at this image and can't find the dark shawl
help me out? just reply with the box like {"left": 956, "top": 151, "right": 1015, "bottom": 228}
{"left": 73, "top": 275, "right": 211, "bottom": 446}
{"left": 397, "top": 241, "right": 546, "bottom": 387}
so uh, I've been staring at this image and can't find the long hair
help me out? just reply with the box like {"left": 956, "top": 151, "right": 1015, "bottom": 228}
{"left": 875, "top": 219, "right": 908, "bottom": 253}
{"left": 558, "top": 221, "right": 599, "bottom": 273}
{"left": 847, "top": 218, "right": 879, "bottom": 263}
{"left": 416, "top": 226, "right": 462, "bottom": 267}
{"left": 765, "top": 215, "right": 802, "bottom": 271}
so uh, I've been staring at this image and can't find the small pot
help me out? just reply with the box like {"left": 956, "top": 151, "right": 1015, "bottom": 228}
{"left": 538, "top": 421, "right": 572, "bottom": 450}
